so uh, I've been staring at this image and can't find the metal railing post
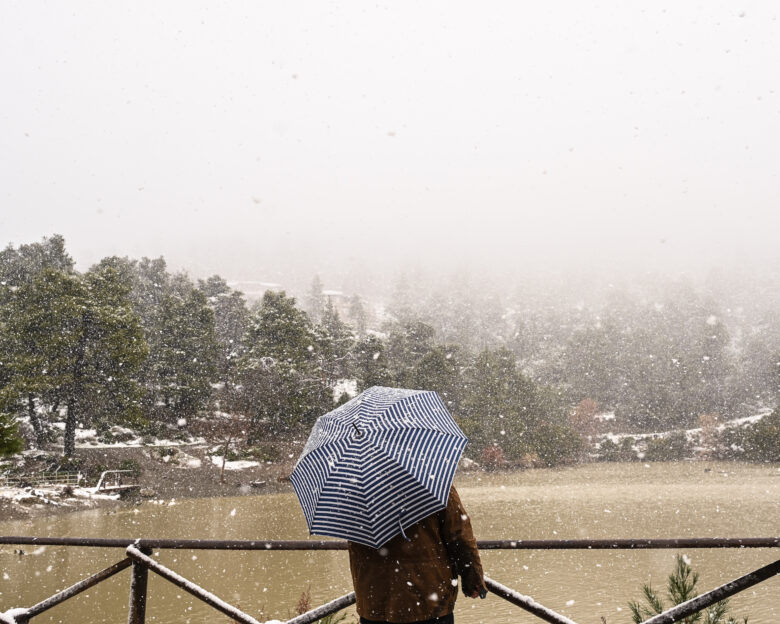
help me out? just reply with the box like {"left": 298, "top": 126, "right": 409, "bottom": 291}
{"left": 127, "top": 545, "right": 152, "bottom": 624}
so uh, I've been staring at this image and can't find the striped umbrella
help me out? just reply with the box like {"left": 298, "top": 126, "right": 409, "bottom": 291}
{"left": 291, "top": 385, "right": 468, "bottom": 548}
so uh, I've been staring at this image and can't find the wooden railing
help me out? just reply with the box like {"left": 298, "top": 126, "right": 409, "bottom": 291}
{"left": 0, "top": 536, "right": 777, "bottom": 624}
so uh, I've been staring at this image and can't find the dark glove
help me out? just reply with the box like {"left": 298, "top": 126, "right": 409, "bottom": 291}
{"left": 460, "top": 566, "right": 487, "bottom": 598}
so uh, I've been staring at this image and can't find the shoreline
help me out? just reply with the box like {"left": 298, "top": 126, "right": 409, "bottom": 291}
{"left": 0, "top": 444, "right": 299, "bottom": 522}
{"left": 2, "top": 449, "right": 777, "bottom": 524}
{"left": 3, "top": 406, "right": 774, "bottom": 522}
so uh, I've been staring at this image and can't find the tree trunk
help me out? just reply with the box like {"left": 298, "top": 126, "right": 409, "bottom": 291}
{"left": 66, "top": 313, "right": 89, "bottom": 459}
{"left": 220, "top": 433, "right": 233, "bottom": 484}
{"left": 26, "top": 394, "right": 47, "bottom": 448}
{"left": 64, "top": 398, "right": 77, "bottom": 458}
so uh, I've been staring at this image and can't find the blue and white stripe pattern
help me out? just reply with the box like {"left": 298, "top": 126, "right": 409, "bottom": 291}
{"left": 291, "top": 386, "right": 468, "bottom": 548}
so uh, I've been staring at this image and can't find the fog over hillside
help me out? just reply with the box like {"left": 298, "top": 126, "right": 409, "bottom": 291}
{"left": 2, "top": 3, "right": 779, "bottom": 448}
{"left": 2, "top": 2, "right": 779, "bottom": 294}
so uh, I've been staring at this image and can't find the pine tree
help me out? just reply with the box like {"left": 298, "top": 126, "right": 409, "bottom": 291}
{"left": 353, "top": 335, "right": 392, "bottom": 391}
{"left": 108, "top": 256, "right": 171, "bottom": 419}
{"left": 238, "top": 291, "right": 327, "bottom": 437}
{"left": 247, "top": 290, "right": 315, "bottom": 364}
{"left": 460, "top": 348, "right": 527, "bottom": 453}
{"left": 459, "top": 347, "right": 576, "bottom": 464}
{"left": 131, "top": 257, "right": 170, "bottom": 331}
{"left": 744, "top": 408, "right": 780, "bottom": 462}
{"left": 1, "top": 267, "right": 148, "bottom": 456}
{"left": 348, "top": 294, "right": 368, "bottom": 336}
{"left": 198, "top": 276, "right": 250, "bottom": 409}
{"left": 79, "top": 266, "right": 149, "bottom": 430}
{"left": 305, "top": 275, "right": 325, "bottom": 323}
{"left": 151, "top": 279, "right": 218, "bottom": 421}
{"left": 0, "top": 234, "right": 74, "bottom": 291}
{"left": 628, "top": 554, "right": 747, "bottom": 624}
{"left": 385, "top": 320, "right": 436, "bottom": 387}
{"left": 0, "top": 270, "right": 65, "bottom": 447}
{"left": 316, "top": 298, "right": 354, "bottom": 386}
{"left": 414, "top": 345, "right": 463, "bottom": 411}
{"left": 0, "top": 399, "right": 23, "bottom": 456}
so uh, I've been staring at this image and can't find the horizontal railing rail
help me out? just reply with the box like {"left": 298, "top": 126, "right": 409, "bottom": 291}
{"left": 1, "top": 535, "right": 778, "bottom": 549}
{"left": 1, "top": 537, "right": 777, "bottom": 624}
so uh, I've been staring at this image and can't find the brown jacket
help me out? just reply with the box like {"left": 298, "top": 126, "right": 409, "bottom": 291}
{"left": 348, "top": 486, "right": 486, "bottom": 623}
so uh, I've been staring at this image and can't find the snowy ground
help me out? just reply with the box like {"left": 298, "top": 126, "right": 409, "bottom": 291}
{"left": 209, "top": 455, "right": 260, "bottom": 471}
{"left": 598, "top": 408, "right": 772, "bottom": 443}
{"left": 43, "top": 422, "right": 207, "bottom": 449}
{"left": 0, "top": 420, "right": 307, "bottom": 520}
{"left": 0, "top": 483, "right": 123, "bottom": 517}
{"left": 1, "top": 422, "right": 213, "bottom": 516}
{"left": 595, "top": 407, "right": 773, "bottom": 457}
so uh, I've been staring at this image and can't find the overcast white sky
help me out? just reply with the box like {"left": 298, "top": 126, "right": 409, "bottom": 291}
{"left": 1, "top": 1, "right": 778, "bottom": 285}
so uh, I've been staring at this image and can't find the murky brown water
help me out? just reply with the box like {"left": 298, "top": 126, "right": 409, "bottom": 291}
{"left": 1, "top": 461, "right": 778, "bottom": 623}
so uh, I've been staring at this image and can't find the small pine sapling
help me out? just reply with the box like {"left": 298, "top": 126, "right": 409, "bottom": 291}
{"left": 628, "top": 554, "right": 748, "bottom": 624}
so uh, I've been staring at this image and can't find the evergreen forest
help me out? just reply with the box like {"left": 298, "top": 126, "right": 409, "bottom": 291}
{"left": 1, "top": 235, "right": 777, "bottom": 465}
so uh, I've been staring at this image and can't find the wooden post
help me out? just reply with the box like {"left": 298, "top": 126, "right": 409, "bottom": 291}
{"left": 125, "top": 545, "right": 263, "bottom": 624}
{"left": 127, "top": 546, "right": 152, "bottom": 624}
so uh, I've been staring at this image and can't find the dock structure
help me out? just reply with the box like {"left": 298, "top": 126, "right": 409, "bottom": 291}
{"left": 0, "top": 536, "right": 778, "bottom": 624}
{"left": 91, "top": 469, "right": 140, "bottom": 496}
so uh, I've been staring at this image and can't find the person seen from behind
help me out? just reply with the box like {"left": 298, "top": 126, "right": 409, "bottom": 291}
{"left": 348, "top": 485, "right": 486, "bottom": 624}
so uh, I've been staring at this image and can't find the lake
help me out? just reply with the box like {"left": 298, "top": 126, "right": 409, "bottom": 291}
{"left": 1, "top": 461, "right": 778, "bottom": 623}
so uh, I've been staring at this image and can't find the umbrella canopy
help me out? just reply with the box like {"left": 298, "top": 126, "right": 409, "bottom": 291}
{"left": 291, "top": 385, "right": 468, "bottom": 548}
